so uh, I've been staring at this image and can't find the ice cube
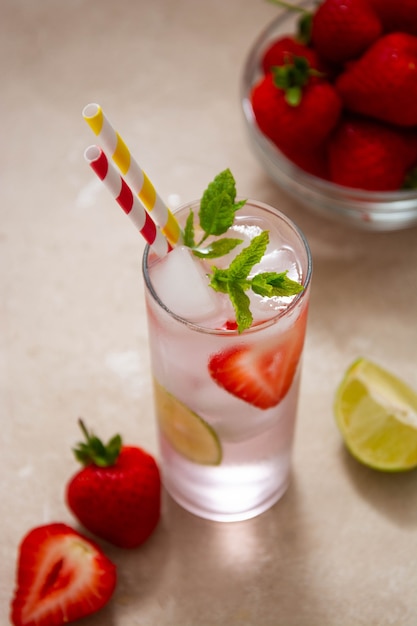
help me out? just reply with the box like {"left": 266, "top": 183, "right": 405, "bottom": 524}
{"left": 248, "top": 246, "right": 302, "bottom": 322}
{"left": 150, "top": 246, "right": 220, "bottom": 322}
{"left": 252, "top": 246, "right": 301, "bottom": 281}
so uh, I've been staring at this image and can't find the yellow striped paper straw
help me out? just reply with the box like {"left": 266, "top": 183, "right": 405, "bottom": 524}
{"left": 82, "top": 103, "right": 182, "bottom": 247}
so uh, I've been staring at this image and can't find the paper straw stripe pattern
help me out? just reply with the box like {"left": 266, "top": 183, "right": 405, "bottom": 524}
{"left": 139, "top": 173, "right": 157, "bottom": 209}
{"left": 84, "top": 146, "right": 171, "bottom": 258}
{"left": 113, "top": 134, "right": 131, "bottom": 176}
{"left": 118, "top": 180, "right": 135, "bottom": 215}
{"left": 83, "top": 103, "right": 182, "bottom": 247}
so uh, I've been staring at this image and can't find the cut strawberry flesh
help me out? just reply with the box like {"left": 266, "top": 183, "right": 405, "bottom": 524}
{"left": 10, "top": 523, "right": 116, "bottom": 626}
{"left": 221, "top": 320, "right": 239, "bottom": 331}
{"left": 218, "top": 319, "right": 270, "bottom": 331}
{"left": 209, "top": 309, "right": 307, "bottom": 409}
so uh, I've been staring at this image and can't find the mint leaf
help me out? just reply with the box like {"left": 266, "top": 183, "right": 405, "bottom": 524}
{"left": 228, "top": 282, "right": 252, "bottom": 333}
{"left": 252, "top": 271, "right": 304, "bottom": 298}
{"left": 208, "top": 231, "right": 303, "bottom": 333}
{"left": 199, "top": 169, "right": 246, "bottom": 239}
{"left": 208, "top": 267, "right": 230, "bottom": 294}
{"left": 192, "top": 238, "right": 243, "bottom": 259}
{"left": 183, "top": 210, "right": 196, "bottom": 248}
{"left": 228, "top": 231, "right": 269, "bottom": 281}
{"left": 179, "top": 169, "right": 304, "bottom": 332}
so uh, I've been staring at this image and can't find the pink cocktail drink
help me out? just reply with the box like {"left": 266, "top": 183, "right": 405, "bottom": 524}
{"left": 143, "top": 199, "right": 312, "bottom": 521}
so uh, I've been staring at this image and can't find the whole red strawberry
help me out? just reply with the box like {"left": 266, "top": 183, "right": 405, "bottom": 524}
{"left": 66, "top": 420, "right": 161, "bottom": 549}
{"left": 283, "top": 142, "right": 330, "bottom": 179}
{"left": 311, "top": 0, "right": 382, "bottom": 65}
{"left": 367, "top": 0, "right": 417, "bottom": 36}
{"left": 328, "top": 116, "right": 417, "bottom": 191}
{"left": 10, "top": 523, "right": 116, "bottom": 626}
{"left": 251, "top": 56, "right": 341, "bottom": 170}
{"left": 262, "top": 36, "right": 325, "bottom": 74}
{"left": 335, "top": 32, "right": 417, "bottom": 127}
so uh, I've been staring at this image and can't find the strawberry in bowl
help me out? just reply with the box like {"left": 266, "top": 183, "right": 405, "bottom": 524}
{"left": 241, "top": 0, "right": 417, "bottom": 230}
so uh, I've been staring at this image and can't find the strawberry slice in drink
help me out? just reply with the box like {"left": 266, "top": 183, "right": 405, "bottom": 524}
{"left": 209, "top": 309, "right": 308, "bottom": 409}
{"left": 10, "top": 523, "right": 116, "bottom": 626}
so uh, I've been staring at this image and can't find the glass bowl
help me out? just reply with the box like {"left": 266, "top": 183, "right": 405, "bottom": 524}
{"left": 241, "top": 1, "right": 417, "bottom": 231}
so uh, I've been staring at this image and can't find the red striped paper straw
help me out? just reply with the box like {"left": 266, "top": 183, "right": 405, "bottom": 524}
{"left": 83, "top": 103, "right": 182, "bottom": 248}
{"left": 84, "top": 145, "right": 172, "bottom": 258}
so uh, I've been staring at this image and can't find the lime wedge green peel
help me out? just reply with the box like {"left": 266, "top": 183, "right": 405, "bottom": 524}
{"left": 334, "top": 358, "right": 417, "bottom": 472}
{"left": 153, "top": 380, "right": 222, "bottom": 466}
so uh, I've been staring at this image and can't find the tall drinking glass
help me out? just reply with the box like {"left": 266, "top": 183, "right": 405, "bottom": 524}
{"left": 142, "top": 199, "right": 312, "bottom": 522}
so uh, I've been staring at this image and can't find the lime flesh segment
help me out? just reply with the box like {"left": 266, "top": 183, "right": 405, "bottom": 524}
{"left": 334, "top": 358, "right": 417, "bottom": 471}
{"left": 153, "top": 380, "right": 222, "bottom": 465}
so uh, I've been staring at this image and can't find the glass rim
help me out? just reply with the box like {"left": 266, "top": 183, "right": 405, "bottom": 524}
{"left": 142, "top": 198, "right": 312, "bottom": 336}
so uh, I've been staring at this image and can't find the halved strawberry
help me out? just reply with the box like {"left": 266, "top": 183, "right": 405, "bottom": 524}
{"left": 10, "top": 523, "right": 117, "bottom": 626}
{"left": 209, "top": 309, "right": 308, "bottom": 409}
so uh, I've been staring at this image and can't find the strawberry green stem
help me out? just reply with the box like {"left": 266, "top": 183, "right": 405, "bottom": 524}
{"left": 403, "top": 166, "right": 417, "bottom": 189}
{"left": 266, "top": 0, "right": 312, "bottom": 43}
{"left": 73, "top": 418, "right": 122, "bottom": 468}
{"left": 266, "top": 0, "right": 309, "bottom": 14}
{"left": 272, "top": 56, "right": 322, "bottom": 106}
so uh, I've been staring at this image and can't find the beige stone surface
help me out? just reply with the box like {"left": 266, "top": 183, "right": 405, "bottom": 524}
{"left": 1, "top": 1, "right": 417, "bottom": 624}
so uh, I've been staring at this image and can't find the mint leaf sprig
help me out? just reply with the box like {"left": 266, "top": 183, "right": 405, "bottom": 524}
{"left": 209, "top": 231, "right": 304, "bottom": 333}
{"left": 180, "top": 168, "right": 304, "bottom": 333}
{"left": 183, "top": 169, "right": 246, "bottom": 258}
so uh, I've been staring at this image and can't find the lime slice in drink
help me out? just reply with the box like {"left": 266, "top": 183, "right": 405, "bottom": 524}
{"left": 334, "top": 358, "right": 417, "bottom": 471}
{"left": 153, "top": 380, "right": 222, "bottom": 465}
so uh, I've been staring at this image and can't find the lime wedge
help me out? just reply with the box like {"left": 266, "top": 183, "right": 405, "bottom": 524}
{"left": 153, "top": 380, "right": 222, "bottom": 465}
{"left": 334, "top": 358, "right": 417, "bottom": 471}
